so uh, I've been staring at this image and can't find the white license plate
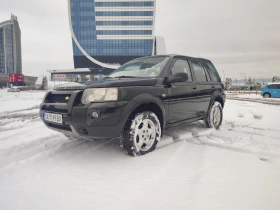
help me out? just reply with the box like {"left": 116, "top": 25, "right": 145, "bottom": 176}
{"left": 44, "top": 113, "right": 63, "bottom": 124}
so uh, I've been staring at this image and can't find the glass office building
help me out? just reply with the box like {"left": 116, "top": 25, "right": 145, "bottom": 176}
{"left": 0, "top": 14, "right": 22, "bottom": 74}
{"left": 68, "top": 0, "right": 165, "bottom": 71}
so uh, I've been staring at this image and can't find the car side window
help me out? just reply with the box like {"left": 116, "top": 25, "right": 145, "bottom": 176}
{"left": 205, "top": 61, "right": 221, "bottom": 82}
{"left": 171, "top": 59, "right": 193, "bottom": 82}
{"left": 268, "top": 84, "right": 278, "bottom": 89}
{"left": 203, "top": 64, "right": 212, "bottom": 82}
{"left": 190, "top": 60, "right": 209, "bottom": 82}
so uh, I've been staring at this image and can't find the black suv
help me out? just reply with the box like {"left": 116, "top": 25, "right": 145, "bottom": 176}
{"left": 40, "top": 55, "right": 225, "bottom": 156}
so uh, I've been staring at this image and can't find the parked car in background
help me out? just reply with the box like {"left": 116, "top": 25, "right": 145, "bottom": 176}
{"left": 261, "top": 83, "right": 280, "bottom": 98}
{"left": 7, "top": 88, "right": 20, "bottom": 92}
{"left": 40, "top": 55, "right": 226, "bottom": 157}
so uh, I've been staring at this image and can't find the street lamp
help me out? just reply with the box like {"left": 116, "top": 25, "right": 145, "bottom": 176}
{"left": 238, "top": 73, "right": 247, "bottom": 85}
{"left": 221, "top": 70, "right": 226, "bottom": 82}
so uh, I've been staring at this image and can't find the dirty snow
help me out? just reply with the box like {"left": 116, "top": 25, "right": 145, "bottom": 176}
{"left": 226, "top": 92, "right": 280, "bottom": 100}
{"left": 0, "top": 91, "right": 280, "bottom": 210}
{"left": 0, "top": 89, "right": 45, "bottom": 113}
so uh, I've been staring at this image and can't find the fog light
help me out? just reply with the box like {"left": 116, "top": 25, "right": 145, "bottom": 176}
{"left": 91, "top": 112, "right": 99, "bottom": 119}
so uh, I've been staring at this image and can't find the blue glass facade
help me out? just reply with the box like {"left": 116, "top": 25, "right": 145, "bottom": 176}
{"left": 70, "top": 0, "right": 155, "bottom": 69}
{"left": 94, "top": 2, "right": 154, "bottom": 7}
{"left": 0, "top": 28, "right": 4, "bottom": 73}
{"left": 0, "top": 15, "right": 22, "bottom": 74}
{"left": 96, "top": 21, "right": 153, "bottom": 26}
{"left": 95, "top": 11, "right": 153, "bottom": 16}
{"left": 4, "top": 25, "right": 14, "bottom": 74}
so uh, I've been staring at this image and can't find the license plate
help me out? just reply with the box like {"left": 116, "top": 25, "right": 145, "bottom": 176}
{"left": 44, "top": 113, "right": 63, "bottom": 124}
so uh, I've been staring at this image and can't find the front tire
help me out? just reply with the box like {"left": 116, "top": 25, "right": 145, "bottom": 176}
{"left": 204, "top": 101, "right": 223, "bottom": 129}
{"left": 120, "top": 111, "right": 162, "bottom": 157}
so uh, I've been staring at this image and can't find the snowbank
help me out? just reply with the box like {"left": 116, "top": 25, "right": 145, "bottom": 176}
{"left": 0, "top": 90, "right": 45, "bottom": 113}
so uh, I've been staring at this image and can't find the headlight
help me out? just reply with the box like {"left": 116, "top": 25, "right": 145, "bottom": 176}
{"left": 81, "top": 88, "right": 118, "bottom": 104}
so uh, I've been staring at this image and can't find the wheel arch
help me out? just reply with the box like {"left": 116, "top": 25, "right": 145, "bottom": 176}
{"left": 263, "top": 92, "right": 271, "bottom": 97}
{"left": 206, "top": 91, "right": 225, "bottom": 117}
{"left": 118, "top": 93, "right": 167, "bottom": 133}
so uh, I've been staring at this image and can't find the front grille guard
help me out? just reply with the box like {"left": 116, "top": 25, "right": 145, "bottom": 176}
{"left": 41, "top": 90, "right": 83, "bottom": 115}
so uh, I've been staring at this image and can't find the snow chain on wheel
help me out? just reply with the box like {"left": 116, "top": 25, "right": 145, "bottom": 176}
{"left": 120, "top": 111, "right": 162, "bottom": 157}
{"left": 204, "top": 101, "right": 223, "bottom": 129}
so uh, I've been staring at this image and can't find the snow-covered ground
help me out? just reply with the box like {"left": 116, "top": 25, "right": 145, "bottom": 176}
{"left": 227, "top": 93, "right": 280, "bottom": 100}
{"left": 226, "top": 93, "right": 280, "bottom": 105}
{"left": 0, "top": 91, "right": 280, "bottom": 210}
{"left": 0, "top": 89, "right": 45, "bottom": 113}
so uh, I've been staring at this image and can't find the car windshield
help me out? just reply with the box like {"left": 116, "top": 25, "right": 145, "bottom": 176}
{"left": 107, "top": 56, "right": 170, "bottom": 78}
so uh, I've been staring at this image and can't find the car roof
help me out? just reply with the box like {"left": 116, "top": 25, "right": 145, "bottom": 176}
{"left": 136, "top": 54, "right": 211, "bottom": 62}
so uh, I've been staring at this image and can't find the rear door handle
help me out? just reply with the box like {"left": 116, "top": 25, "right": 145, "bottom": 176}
{"left": 212, "top": 86, "right": 215, "bottom": 88}
{"left": 193, "top": 87, "right": 197, "bottom": 90}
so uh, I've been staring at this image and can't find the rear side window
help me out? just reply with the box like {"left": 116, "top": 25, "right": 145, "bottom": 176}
{"left": 268, "top": 84, "right": 280, "bottom": 89}
{"left": 205, "top": 61, "right": 221, "bottom": 82}
{"left": 190, "top": 60, "right": 209, "bottom": 82}
{"left": 269, "top": 84, "right": 277, "bottom": 89}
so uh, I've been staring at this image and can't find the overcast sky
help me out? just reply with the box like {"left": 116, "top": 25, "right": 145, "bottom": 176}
{"left": 0, "top": 0, "right": 279, "bottom": 79}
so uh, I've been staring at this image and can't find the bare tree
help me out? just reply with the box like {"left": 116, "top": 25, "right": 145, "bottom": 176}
{"left": 225, "top": 78, "right": 232, "bottom": 90}
{"left": 41, "top": 76, "right": 48, "bottom": 90}
{"left": 272, "top": 76, "right": 280, "bottom": 82}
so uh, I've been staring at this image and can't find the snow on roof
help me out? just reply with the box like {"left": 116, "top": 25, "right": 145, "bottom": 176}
{"left": 268, "top": 82, "right": 280, "bottom": 85}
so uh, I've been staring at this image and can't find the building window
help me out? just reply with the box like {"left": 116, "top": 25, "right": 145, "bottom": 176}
{"left": 96, "top": 11, "right": 153, "bottom": 16}
{"left": 94, "top": 2, "right": 154, "bottom": 7}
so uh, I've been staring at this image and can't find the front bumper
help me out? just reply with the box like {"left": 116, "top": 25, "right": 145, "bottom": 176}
{"left": 40, "top": 90, "right": 128, "bottom": 140}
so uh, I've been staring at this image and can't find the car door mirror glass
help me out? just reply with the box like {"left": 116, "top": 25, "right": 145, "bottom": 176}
{"left": 167, "top": 72, "right": 188, "bottom": 83}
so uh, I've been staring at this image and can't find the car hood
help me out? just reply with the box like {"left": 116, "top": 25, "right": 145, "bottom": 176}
{"left": 54, "top": 78, "right": 157, "bottom": 90}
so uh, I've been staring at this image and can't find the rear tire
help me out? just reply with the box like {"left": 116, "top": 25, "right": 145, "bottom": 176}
{"left": 120, "top": 111, "right": 162, "bottom": 157}
{"left": 263, "top": 93, "right": 271, "bottom": 98}
{"left": 204, "top": 101, "right": 223, "bottom": 129}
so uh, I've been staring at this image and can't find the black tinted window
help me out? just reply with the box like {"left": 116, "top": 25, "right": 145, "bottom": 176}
{"left": 268, "top": 84, "right": 279, "bottom": 89}
{"left": 205, "top": 61, "right": 221, "bottom": 82}
{"left": 190, "top": 60, "right": 209, "bottom": 82}
{"left": 204, "top": 65, "right": 211, "bottom": 82}
{"left": 171, "top": 59, "right": 193, "bottom": 82}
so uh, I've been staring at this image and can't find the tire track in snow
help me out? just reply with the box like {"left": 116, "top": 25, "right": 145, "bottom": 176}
{"left": 164, "top": 119, "right": 280, "bottom": 160}
{"left": 0, "top": 136, "right": 118, "bottom": 172}
{"left": 0, "top": 105, "right": 40, "bottom": 115}
{"left": 0, "top": 135, "right": 66, "bottom": 170}
{"left": 0, "top": 117, "right": 41, "bottom": 132}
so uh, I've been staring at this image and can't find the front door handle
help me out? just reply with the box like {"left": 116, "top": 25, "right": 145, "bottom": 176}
{"left": 212, "top": 86, "right": 215, "bottom": 88}
{"left": 193, "top": 87, "right": 197, "bottom": 90}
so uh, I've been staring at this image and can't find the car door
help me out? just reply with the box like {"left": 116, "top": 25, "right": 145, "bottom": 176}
{"left": 277, "top": 85, "right": 280, "bottom": 97}
{"left": 166, "top": 59, "right": 199, "bottom": 124}
{"left": 189, "top": 60, "right": 214, "bottom": 117}
{"left": 272, "top": 84, "right": 280, "bottom": 98}
{"left": 268, "top": 84, "right": 278, "bottom": 97}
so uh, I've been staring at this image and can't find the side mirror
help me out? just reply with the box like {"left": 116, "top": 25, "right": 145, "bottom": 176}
{"left": 167, "top": 72, "right": 188, "bottom": 83}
